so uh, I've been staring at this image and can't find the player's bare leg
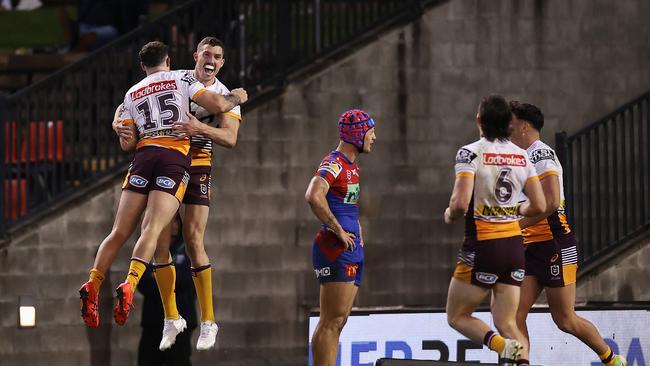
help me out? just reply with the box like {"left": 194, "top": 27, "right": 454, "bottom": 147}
{"left": 152, "top": 223, "right": 173, "bottom": 264}
{"left": 447, "top": 279, "right": 524, "bottom": 364}
{"left": 515, "top": 276, "right": 544, "bottom": 351}
{"left": 94, "top": 190, "right": 148, "bottom": 274}
{"left": 312, "top": 282, "right": 358, "bottom": 366}
{"left": 132, "top": 191, "right": 182, "bottom": 261}
{"left": 492, "top": 282, "right": 529, "bottom": 361}
{"left": 547, "top": 284, "right": 626, "bottom": 365}
{"left": 446, "top": 278, "right": 491, "bottom": 342}
{"left": 79, "top": 190, "right": 147, "bottom": 328}
{"left": 114, "top": 190, "right": 180, "bottom": 326}
{"left": 184, "top": 204, "right": 210, "bottom": 266}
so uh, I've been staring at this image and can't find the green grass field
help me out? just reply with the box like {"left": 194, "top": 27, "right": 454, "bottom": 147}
{"left": 0, "top": 4, "right": 167, "bottom": 54}
{"left": 0, "top": 7, "right": 69, "bottom": 53}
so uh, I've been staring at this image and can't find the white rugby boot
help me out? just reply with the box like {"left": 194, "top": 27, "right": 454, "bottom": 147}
{"left": 499, "top": 338, "right": 523, "bottom": 366}
{"left": 159, "top": 315, "right": 187, "bottom": 350}
{"left": 196, "top": 320, "right": 219, "bottom": 351}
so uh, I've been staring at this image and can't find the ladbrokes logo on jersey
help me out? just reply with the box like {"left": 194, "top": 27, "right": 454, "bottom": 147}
{"left": 131, "top": 80, "right": 177, "bottom": 100}
{"left": 483, "top": 153, "right": 526, "bottom": 166}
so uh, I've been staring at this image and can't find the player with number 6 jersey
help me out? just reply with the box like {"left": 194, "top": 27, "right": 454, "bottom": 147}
{"left": 443, "top": 95, "right": 546, "bottom": 366}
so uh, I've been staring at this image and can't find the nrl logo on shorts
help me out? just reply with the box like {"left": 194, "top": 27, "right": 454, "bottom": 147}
{"left": 550, "top": 264, "right": 560, "bottom": 277}
{"left": 475, "top": 272, "right": 497, "bottom": 284}
{"left": 156, "top": 177, "right": 176, "bottom": 189}
{"left": 129, "top": 175, "right": 148, "bottom": 188}
{"left": 200, "top": 184, "right": 208, "bottom": 195}
{"left": 314, "top": 267, "right": 331, "bottom": 278}
{"left": 511, "top": 269, "right": 525, "bottom": 282}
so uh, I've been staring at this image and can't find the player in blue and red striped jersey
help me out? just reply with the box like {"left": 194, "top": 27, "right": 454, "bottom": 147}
{"left": 305, "top": 109, "right": 376, "bottom": 366}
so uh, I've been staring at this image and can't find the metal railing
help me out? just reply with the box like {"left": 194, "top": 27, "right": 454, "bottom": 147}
{"left": 0, "top": 0, "right": 434, "bottom": 235}
{"left": 556, "top": 91, "right": 650, "bottom": 264}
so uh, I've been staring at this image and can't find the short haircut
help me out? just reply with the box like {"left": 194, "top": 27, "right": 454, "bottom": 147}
{"left": 510, "top": 101, "right": 544, "bottom": 131}
{"left": 196, "top": 36, "right": 225, "bottom": 55}
{"left": 139, "top": 41, "right": 169, "bottom": 68}
{"left": 478, "top": 95, "right": 512, "bottom": 141}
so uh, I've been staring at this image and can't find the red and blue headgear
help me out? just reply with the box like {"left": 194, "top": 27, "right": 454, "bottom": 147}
{"left": 338, "top": 109, "right": 375, "bottom": 151}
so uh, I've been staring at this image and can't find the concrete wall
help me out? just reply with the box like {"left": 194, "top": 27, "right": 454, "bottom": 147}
{"left": 577, "top": 234, "right": 650, "bottom": 303}
{"left": 0, "top": 0, "right": 649, "bottom": 365}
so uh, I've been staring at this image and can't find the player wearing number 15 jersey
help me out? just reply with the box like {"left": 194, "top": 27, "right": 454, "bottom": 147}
{"left": 305, "top": 109, "right": 376, "bottom": 366}
{"left": 443, "top": 95, "right": 546, "bottom": 366}
{"left": 79, "top": 41, "right": 245, "bottom": 335}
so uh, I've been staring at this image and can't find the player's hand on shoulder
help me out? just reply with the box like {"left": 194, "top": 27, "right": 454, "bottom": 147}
{"left": 230, "top": 88, "right": 248, "bottom": 104}
{"left": 173, "top": 111, "right": 204, "bottom": 137}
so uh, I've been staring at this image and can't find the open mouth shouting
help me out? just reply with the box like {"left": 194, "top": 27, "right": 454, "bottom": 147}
{"left": 203, "top": 64, "right": 215, "bottom": 76}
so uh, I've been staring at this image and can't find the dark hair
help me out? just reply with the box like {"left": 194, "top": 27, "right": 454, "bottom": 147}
{"left": 478, "top": 95, "right": 512, "bottom": 141}
{"left": 196, "top": 37, "right": 225, "bottom": 55}
{"left": 510, "top": 101, "right": 544, "bottom": 131}
{"left": 139, "top": 41, "right": 169, "bottom": 68}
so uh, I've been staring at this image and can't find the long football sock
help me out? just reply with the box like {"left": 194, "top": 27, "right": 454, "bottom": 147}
{"left": 484, "top": 330, "right": 506, "bottom": 354}
{"left": 600, "top": 347, "right": 616, "bottom": 366}
{"left": 125, "top": 257, "right": 148, "bottom": 288}
{"left": 154, "top": 262, "right": 180, "bottom": 320}
{"left": 192, "top": 264, "right": 215, "bottom": 322}
{"left": 88, "top": 268, "right": 105, "bottom": 291}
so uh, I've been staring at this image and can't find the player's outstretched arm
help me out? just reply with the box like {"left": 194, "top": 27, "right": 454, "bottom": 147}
{"left": 444, "top": 174, "right": 474, "bottom": 224}
{"left": 519, "top": 174, "right": 560, "bottom": 228}
{"left": 519, "top": 176, "right": 546, "bottom": 218}
{"left": 194, "top": 88, "right": 248, "bottom": 115}
{"left": 172, "top": 112, "right": 239, "bottom": 148}
{"left": 305, "top": 176, "right": 356, "bottom": 250}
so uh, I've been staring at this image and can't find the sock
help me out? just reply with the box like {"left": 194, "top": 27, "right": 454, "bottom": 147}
{"left": 154, "top": 262, "right": 180, "bottom": 320}
{"left": 484, "top": 330, "right": 506, "bottom": 354}
{"left": 125, "top": 258, "right": 148, "bottom": 288}
{"left": 88, "top": 268, "right": 105, "bottom": 291}
{"left": 600, "top": 347, "right": 615, "bottom": 365}
{"left": 192, "top": 264, "right": 214, "bottom": 322}
{"left": 517, "top": 359, "right": 530, "bottom": 365}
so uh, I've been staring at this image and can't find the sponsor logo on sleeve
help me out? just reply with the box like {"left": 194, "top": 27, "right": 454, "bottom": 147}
{"left": 129, "top": 175, "right": 148, "bottom": 188}
{"left": 483, "top": 153, "right": 527, "bottom": 166}
{"left": 181, "top": 72, "right": 198, "bottom": 85}
{"left": 156, "top": 176, "right": 176, "bottom": 189}
{"left": 530, "top": 149, "right": 555, "bottom": 164}
{"left": 456, "top": 148, "right": 478, "bottom": 164}
{"left": 318, "top": 161, "right": 343, "bottom": 178}
{"left": 475, "top": 272, "right": 498, "bottom": 284}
